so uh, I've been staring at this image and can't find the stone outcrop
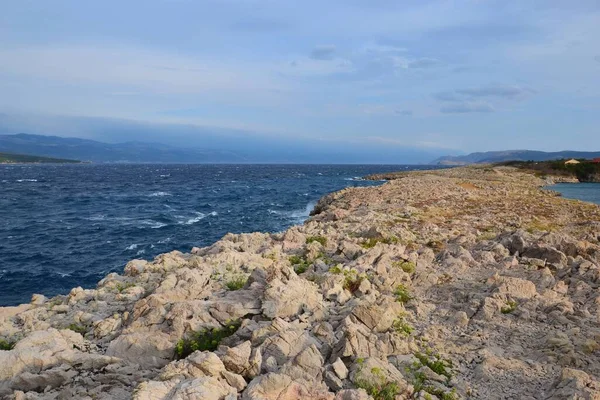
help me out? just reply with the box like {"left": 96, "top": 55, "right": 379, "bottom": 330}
{"left": 2, "top": 165, "right": 600, "bottom": 399}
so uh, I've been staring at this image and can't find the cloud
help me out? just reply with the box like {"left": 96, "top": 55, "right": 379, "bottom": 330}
{"left": 310, "top": 45, "right": 336, "bottom": 60}
{"left": 434, "top": 92, "right": 461, "bottom": 102}
{"left": 440, "top": 101, "right": 494, "bottom": 114}
{"left": 407, "top": 57, "right": 441, "bottom": 68}
{"left": 434, "top": 85, "right": 534, "bottom": 112}
{"left": 456, "top": 85, "right": 532, "bottom": 99}
{"left": 283, "top": 56, "right": 353, "bottom": 76}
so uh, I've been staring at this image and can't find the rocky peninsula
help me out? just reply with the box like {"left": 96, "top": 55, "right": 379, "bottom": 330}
{"left": 1, "top": 166, "right": 600, "bottom": 400}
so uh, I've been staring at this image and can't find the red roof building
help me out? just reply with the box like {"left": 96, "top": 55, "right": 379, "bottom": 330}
{"left": 592, "top": 158, "right": 600, "bottom": 163}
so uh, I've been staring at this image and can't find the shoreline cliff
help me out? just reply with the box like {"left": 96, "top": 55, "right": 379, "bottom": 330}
{"left": 2, "top": 165, "right": 600, "bottom": 399}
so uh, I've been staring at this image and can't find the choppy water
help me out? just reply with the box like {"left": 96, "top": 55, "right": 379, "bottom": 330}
{"left": 0, "top": 163, "right": 438, "bottom": 306}
{"left": 549, "top": 183, "right": 600, "bottom": 205}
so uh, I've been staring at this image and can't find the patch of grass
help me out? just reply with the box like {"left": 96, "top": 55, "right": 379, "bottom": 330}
{"left": 115, "top": 282, "right": 136, "bottom": 293}
{"left": 393, "top": 260, "right": 416, "bottom": 274}
{"left": 361, "top": 236, "right": 400, "bottom": 249}
{"left": 355, "top": 367, "right": 401, "bottom": 400}
{"left": 289, "top": 255, "right": 310, "bottom": 274}
{"left": 0, "top": 339, "right": 15, "bottom": 351}
{"left": 414, "top": 352, "right": 453, "bottom": 379}
{"left": 392, "top": 315, "right": 414, "bottom": 336}
{"left": 329, "top": 265, "right": 342, "bottom": 274}
{"left": 394, "top": 284, "right": 413, "bottom": 303}
{"left": 501, "top": 300, "right": 518, "bottom": 314}
{"left": 525, "top": 219, "right": 557, "bottom": 233}
{"left": 343, "top": 269, "right": 364, "bottom": 294}
{"left": 225, "top": 276, "right": 247, "bottom": 291}
{"left": 355, "top": 379, "right": 400, "bottom": 400}
{"left": 306, "top": 236, "right": 327, "bottom": 246}
{"left": 67, "top": 323, "right": 87, "bottom": 335}
{"left": 263, "top": 252, "right": 277, "bottom": 261}
{"left": 295, "top": 263, "right": 309, "bottom": 274}
{"left": 174, "top": 320, "right": 241, "bottom": 359}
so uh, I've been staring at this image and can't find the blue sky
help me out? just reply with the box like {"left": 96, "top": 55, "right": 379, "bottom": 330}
{"left": 0, "top": 0, "right": 599, "bottom": 161}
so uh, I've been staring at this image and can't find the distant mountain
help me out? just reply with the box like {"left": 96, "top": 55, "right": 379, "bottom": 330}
{"left": 0, "top": 133, "right": 247, "bottom": 163}
{"left": 432, "top": 150, "right": 600, "bottom": 165}
{"left": 0, "top": 152, "right": 81, "bottom": 164}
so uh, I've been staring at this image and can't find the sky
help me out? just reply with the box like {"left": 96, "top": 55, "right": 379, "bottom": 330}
{"left": 0, "top": 0, "right": 599, "bottom": 162}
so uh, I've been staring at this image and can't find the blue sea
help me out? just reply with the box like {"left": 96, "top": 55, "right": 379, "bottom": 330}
{"left": 0, "top": 164, "right": 438, "bottom": 306}
{"left": 549, "top": 183, "right": 600, "bottom": 205}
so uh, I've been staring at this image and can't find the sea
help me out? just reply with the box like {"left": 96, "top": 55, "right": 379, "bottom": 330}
{"left": 549, "top": 182, "right": 600, "bottom": 205}
{"left": 0, "top": 163, "right": 439, "bottom": 306}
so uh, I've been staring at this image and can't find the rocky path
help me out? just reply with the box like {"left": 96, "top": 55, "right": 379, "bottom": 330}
{"left": 1, "top": 166, "right": 600, "bottom": 399}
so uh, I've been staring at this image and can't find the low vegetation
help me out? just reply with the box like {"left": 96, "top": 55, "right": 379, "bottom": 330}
{"left": 342, "top": 269, "right": 364, "bottom": 294}
{"left": 174, "top": 320, "right": 241, "bottom": 359}
{"left": 391, "top": 315, "right": 414, "bottom": 336}
{"left": 500, "top": 159, "right": 600, "bottom": 182}
{"left": 306, "top": 236, "right": 327, "bottom": 246}
{"left": 225, "top": 276, "right": 247, "bottom": 291}
{"left": 501, "top": 300, "right": 518, "bottom": 314}
{"left": 355, "top": 367, "right": 402, "bottom": 400}
{"left": 0, "top": 339, "right": 15, "bottom": 351}
{"left": 0, "top": 152, "right": 82, "bottom": 164}
{"left": 393, "top": 260, "right": 416, "bottom": 274}
{"left": 361, "top": 236, "right": 400, "bottom": 249}
{"left": 394, "top": 284, "right": 413, "bottom": 303}
{"left": 67, "top": 323, "right": 87, "bottom": 335}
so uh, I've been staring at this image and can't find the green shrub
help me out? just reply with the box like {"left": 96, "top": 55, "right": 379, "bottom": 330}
{"left": 306, "top": 236, "right": 327, "bottom": 246}
{"left": 392, "top": 316, "right": 414, "bottom": 336}
{"left": 225, "top": 276, "right": 247, "bottom": 291}
{"left": 295, "top": 263, "right": 309, "bottom": 274}
{"left": 343, "top": 270, "right": 364, "bottom": 294}
{"left": 289, "top": 255, "right": 310, "bottom": 274}
{"left": 288, "top": 255, "right": 304, "bottom": 265}
{"left": 501, "top": 300, "right": 517, "bottom": 314}
{"left": 174, "top": 320, "right": 241, "bottom": 359}
{"left": 0, "top": 339, "right": 15, "bottom": 351}
{"left": 414, "top": 352, "right": 453, "bottom": 379}
{"left": 355, "top": 380, "right": 400, "bottom": 400}
{"left": 355, "top": 366, "right": 401, "bottom": 400}
{"left": 393, "top": 260, "right": 416, "bottom": 274}
{"left": 394, "top": 285, "right": 412, "bottom": 303}
{"left": 67, "top": 323, "right": 87, "bottom": 335}
{"left": 329, "top": 265, "right": 342, "bottom": 274}
{"left": 115, "top": 282, "right": 136, "bottom": 293}
{"left": 361, "top": 236, "right": 400, "bottom": 249}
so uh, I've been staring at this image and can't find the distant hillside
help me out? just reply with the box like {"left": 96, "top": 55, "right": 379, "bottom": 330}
{"left": 0, "top": 133, "right": 247, "bottom": 163}
{"left": 501, "top": 160, "right": 600, "bottom": 183}
{"left": 432, "top": 150, "right": 600, "bottom": 165}
{"left": 0, "top": 152, "right": 81, "bottom": 164}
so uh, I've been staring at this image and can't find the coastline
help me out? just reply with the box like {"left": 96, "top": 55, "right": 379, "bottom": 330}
{"left": 2, "top": 165, "right": 600, "bottom": 399}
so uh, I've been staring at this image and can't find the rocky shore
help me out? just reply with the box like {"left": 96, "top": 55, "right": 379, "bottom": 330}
{"left": 2, "top": 165, "right": 600, "bottom": 400}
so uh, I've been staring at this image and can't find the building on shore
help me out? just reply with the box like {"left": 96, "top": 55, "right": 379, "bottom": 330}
{"left": 565, "top": 159, "right": 580, "bottom": 165}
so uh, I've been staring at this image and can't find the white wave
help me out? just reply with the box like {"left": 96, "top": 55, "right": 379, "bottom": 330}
{"left": 284, "top": 202, "right": 315, "bottom": 222}
{"left": 138, "top": 220, "right": 168, "bottom": 229}
{"left": 16, "top": 179, "right": 38, "bottom": 182}
{"left": 158, "top": 237, "right": 172, "bottom": 244}
{"left": 86, "top": 214, "right": 106, "bottom": 221}
{"left": 148, "top": 191, "right": 172, "bottom": 197}
{"left": 179, "top": 211, "right": 217, "bottom": 225}
{"left": 136, "top": 249, "right": 146, "bottom": 255}
{"left": 126, "top": 243, "right": 139, "bottom": 250}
